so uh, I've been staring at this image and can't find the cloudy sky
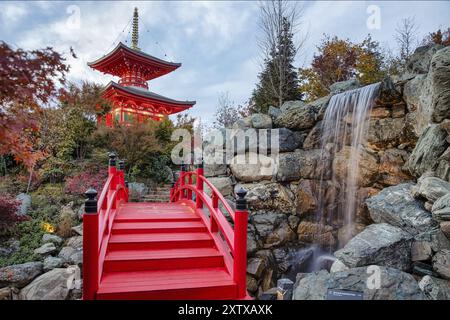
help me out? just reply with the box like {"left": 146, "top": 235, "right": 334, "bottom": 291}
{"left": 0, "top": 1, "right": 449, "bottom": 123}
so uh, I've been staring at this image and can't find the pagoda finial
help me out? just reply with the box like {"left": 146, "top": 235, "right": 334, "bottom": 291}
{"left": 131, "top": 7, "right": 140, "bottom": 51}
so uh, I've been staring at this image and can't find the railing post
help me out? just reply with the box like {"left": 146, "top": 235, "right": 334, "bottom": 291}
{"left": 210, "top": 193, "right": 219, "bottom": 233}
{"left": 118, "top": 159, "right": 127, "bottom": 203}
{"left": 196, "top": 159, "right": 204, "bottom": 209}
{"left": 83, "top": 188, "right": 99, "bottom": 300}
{"left": 233, "top": 187, "right": 248, "bottom": 299}
{"left": 187, "top": 172, "right": 193, "bottom": 201}
{"left": 179, "top": 163, "right": 185, "bottom": 200}
{"left": 108, "top": 152, "right": 117, "bottom": 209}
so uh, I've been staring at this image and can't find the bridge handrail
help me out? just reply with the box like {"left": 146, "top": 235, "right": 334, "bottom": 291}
{"left": 82, "top": 153, "right": 128, "bottom": 300}
{"left": 170, "top": 164, "right": 248, "bottom": 298}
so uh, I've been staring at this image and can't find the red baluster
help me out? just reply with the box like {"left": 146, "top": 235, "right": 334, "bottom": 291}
{"left": 179, "top": 164, "right": 185, "bottom": 200}
{"left": 233, "top": 187, "right": 248, "bottom": 298}
{"left": 83, "top": 188, "right": 99, "bottom": 300}
{"left": 196, "top": 160, "right": 204, "bottom": 209}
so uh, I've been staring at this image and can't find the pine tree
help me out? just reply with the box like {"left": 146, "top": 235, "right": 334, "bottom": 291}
{"left": 252, "top": 17, "right": 302, "bottom": 113}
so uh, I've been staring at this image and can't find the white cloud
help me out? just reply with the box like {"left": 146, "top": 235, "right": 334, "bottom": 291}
{"left": 0, "top": 2, "right": 28, "bottom": 28}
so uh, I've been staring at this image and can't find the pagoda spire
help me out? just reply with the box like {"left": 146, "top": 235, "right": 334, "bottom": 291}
{"left": 131, "top": 7, "right": 140, "bottom": 51}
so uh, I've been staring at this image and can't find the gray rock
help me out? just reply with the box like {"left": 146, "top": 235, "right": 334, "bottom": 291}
{"left": 58, "top": 247, "right": 82, "bottom": 266}
{"left": 205, "top": 177, "right": 232, "bottom": 197}
{"left": 252, "top": 212, "right": 286, "bottom": 238}
{"left": 413, "top": 176, "right": 450, "bottom": 203}
{"left": 419, "top": 275, "right": 450, "bottom": 300}
{"left": 278, "top": 128, "right": 303, "bottom": 152}
{"left": 280, "top": 100, "right": 305, "bottom": 113}
{"left": 302, "top": 121, "right": 322, "bottom": 149}
{"left": 15, "top": 193, "right": 31, "bottom": 216}
{"left": 264, "top": 221, "right": 296, "bottom": 248}
{"left": 59, "top": 202, "right": 77, "bottom": 219}
{"left": 407, "top": 124, "right": 448, "bottom": 179}
{"left": 0, "top": 287, "right": 11, "bottom": 300}
{"left": 230, "top": 153, "right": 275, "bottom": 182}
{"left": 268, "top": 106, "right": 281, "bottom": 119}
{"left": 414, "top": 228, "right": 450, "bottom": 253}
{"left": 276, "top": 149, "right": 329, "bottom": 182}
{"left": 293, "top": 266, "right": 425, "bottom": 300}
{"left": 428, "top": 46, "right": 450, "bottom": 123}
{"left": 66, "top": 236, "right": 83, "bottom": 250}
{"left": 411, "top": 241, "right": 432, "bottom": 262}
{"left": 274, "top": 104, "right": 316, "bottom": 130}
{"left": 0, "top": 262, "right": 43, "bottom": 288}
{"left": 18, "top": 268, "right": 75, "bottom": 300}
{"left": 42, "top": 234, "right": 63, "bottom": 245}
{"left": 441, "top": 221, "right": 450, "bottom": 239}
{"left": 412, "top": 261, "right": 438, "bottom": 277}
{"left": 330, "top": 259, "right": 350, "bottom": 273}
{"left": 204, "top": 163, "right": 227, "bottom": 177}
{"left": 0, "top": 239, "right": 20, "bottom": 258}
{"left": 334, "top": 223, "right": 413, "bottom": 271}
{"left": 406, "top": 44, "right": 444, "bottom": 75}
{"left": 232, "top": 117, "right": 252, "bottom": 129}
{"left": 366, "top": 183, "right": 438, "bottom": 234}
{"left": 242, "top": 183, "right": 295, "bottom": 214}
{"left": 251, "top": 113, "right": 272, "bottom": 129}
{"left": 432, "top": 249, "right": 450, "bottom": 280}
{"left": 432, "top": 194, "right": 450, "bottom": 221}
{"left": 277, "top": 278, "right": 294, "bottom": 300}
{"left": 43, "top": 257, "right": 63, "bottom": 272}
{"left": 247, "top": 257, "right": 265, "bottom": 278}
{"left": 329, "top": 78, "right": 360, "bottom": 94}
{"left": 366, "top": 117, "right": 406, "bottom": 148}
{"left": 34, "top": 243, "right": 56, "bottom": 257}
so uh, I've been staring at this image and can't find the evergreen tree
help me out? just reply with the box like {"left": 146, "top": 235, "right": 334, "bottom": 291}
{"left": 252, "top": 17, "right": 302, "bottom": 113}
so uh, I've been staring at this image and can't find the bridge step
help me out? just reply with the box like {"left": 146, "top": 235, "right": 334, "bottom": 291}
{"left": 108, "top": 232, "right": 215, "bottom": 250}
{"left": 96, "top": 268, "right": 237, "bottom": 300}
{"left": 104, "top": 247, "right": 224, "bottom": 272}
{"left": 112, "top": 221, "right": 207, "bottom": 234}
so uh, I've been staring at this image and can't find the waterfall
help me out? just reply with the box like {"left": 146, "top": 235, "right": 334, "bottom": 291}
{"left": 315, "top": 82, "right": 381, "bottom": 249}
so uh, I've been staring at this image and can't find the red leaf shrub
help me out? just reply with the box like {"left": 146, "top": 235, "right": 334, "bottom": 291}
{"left": 64, "top": 169, "right": 108, "bottom": 195}
{"left": 0, "top": 194, "right": 23, "bottom": 234}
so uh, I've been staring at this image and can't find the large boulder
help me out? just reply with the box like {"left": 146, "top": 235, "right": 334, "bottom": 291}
{"left": 366, "top": 183, "right": 438, "bottom": 234}
{"left": 274, "top": 104, "right": 316, "bottom": 130}
{"left": 0, "top": 262, "right": 43, "bottom": 288}
{"left": 42, "top": 234, "right": 63, "bottom": 245}
{"left": 251, "top": 212, "right": 286, "bottom": 239}
{"left": 280, "top": 100, "right": 305, "bottom": 113}
{"left": 334, "top": 223, "right": 413, "bottom": 271}
{"left": 293, "top": 266, "right": 425, "bottom": 300}
{"left": 268, "top": 106, "right": 281, "bottom": 119}
{"left": 407, "top": 124, "right": 449, "bottom": 179}
{"left": 43, "top": 257, "right": 64, "bottom": 272}
{"left": 15, "top": 193, "right": 31, "bottom": 216}
{"left": 18, "top": 268, "right": 77, "bottom": 300}
{"left": 33, "top": 243, "right": 57, "bottom": 257}
{"left": 243, "top": 182, "right": 295, "bottom": 214}
{"left": 277, "top": 149, "right": 329, "bottom": 182}
{"left": 251, "top": 113, "right": 272, "bottom": 129}
{"left": 406, "top": 44, "right": 444, "bottom": 75}
{"left": 229, "top": 153, "right": 275, "bottom": 182}
{"left": 329, "top": 78, "right": 360, "bottom": 94}
{"left": 412, "top": 176, "right": 450, "bottom": 203}
{"left": 278, "top": 128, "right": 303, "bottom": 152}
{"left": 419, "top": 275, "right": 450, "bottom": 300}
{"left": 427, "top": 46, "right": 450, "bottom": 123}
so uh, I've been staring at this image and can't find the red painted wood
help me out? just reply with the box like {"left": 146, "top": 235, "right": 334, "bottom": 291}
{"left": 84, "top": 165, "right": 250, "bottom": 300}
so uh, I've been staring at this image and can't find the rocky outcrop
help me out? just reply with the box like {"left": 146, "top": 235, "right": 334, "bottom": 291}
{"left": 0, "top": 262, "right": 43, "bottom": 288}
{"left": 18, "top": 268, "right": 79, "bottom": 300}
{"left": 366, "top": 183, "right": 438, "bottom": 234}
{"left": 334, "top": 223, "right": 413, "bottom": 271}
{"left": 293, "top": 266, "right": 425, "bottom": 300}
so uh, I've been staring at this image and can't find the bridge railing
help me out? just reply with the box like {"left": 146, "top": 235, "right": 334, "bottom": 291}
{"left": 83, "top": 153, "right": 129, "bottom": 300}
{"left": 170, "top": 162, "right": 249, "bottom": 298}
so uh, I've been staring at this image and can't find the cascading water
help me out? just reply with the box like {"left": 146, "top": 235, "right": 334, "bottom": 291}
{"left": 307, "top": 82, "right": 381, "bottom": 269}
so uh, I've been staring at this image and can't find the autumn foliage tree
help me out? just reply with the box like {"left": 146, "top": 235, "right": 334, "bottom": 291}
{"left": 299, "top": 35, "right": 387, "bottom": 101}
{"left": 422, "top": 28, "right": 450, "bottom": 47}
{"left": 0, "top": 42, "right": 69, "bottom": 168}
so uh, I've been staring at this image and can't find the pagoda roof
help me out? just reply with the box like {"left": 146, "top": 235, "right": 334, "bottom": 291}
{"left": 102, "top": 81, "right": 195, "bottom": 115}
{"left": 88, "top": 42, "right": 181, "bottom": 81}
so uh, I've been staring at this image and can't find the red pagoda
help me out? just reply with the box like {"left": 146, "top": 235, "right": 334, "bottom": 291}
{"left": 88, "top": 7, "right": 195, "bottom": 127}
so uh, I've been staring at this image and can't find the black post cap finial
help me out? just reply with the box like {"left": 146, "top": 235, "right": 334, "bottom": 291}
{"left": 84, "top": 188, "right": 98, "bottom": 214}
{"left": 236, "top": 187, "right": 247, "bottom": 211}
{"left": 109, "top": 152, "right": 117, "bottom": 166}
{"left": 118, "top": 159, "right": 125, "bottom": 171}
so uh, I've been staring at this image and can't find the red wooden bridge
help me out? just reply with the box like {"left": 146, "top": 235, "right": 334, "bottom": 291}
{"left": 82, "top": 153, "right": 250, "bottom": 300}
